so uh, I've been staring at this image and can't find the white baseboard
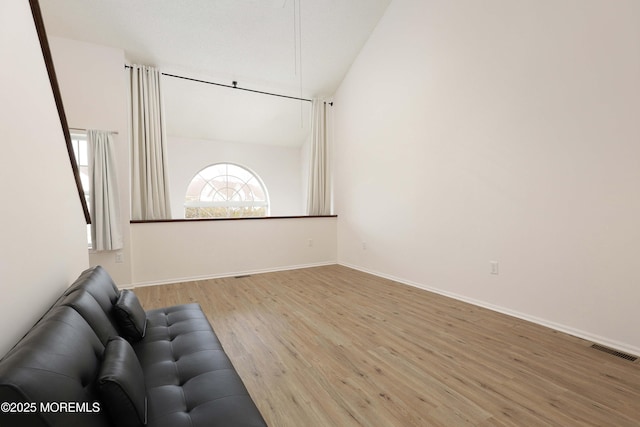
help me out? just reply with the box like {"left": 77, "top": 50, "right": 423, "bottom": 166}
{"left": 125, "top": 261, "right": 337, "bottom": 289}
{"left": 338, "top": 262, "right": 640, "bottom": 358}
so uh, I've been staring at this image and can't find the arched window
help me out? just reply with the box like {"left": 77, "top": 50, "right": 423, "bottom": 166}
{"left": 184, "top": 163, "right": 269, "bottom": 218}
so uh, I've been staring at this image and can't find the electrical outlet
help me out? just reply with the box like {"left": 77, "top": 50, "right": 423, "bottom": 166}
{"left": 362, "top": 241, "right": 367, "bottom": 250}
{"left": 115, "top": 252, "right": 124, "bottom": 263}
{"left": 490, "top": 261, "right": 499, "bottom": 275}
{"left": 308, "top": 239, "right": 313, "bottom": 247}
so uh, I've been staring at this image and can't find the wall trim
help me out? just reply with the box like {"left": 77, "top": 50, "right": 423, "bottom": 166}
{"left": 126, "top": 261, "right": 336, "bottom": 289}
{"left": 338, "top": 262, "right": 640, "bottom": 358}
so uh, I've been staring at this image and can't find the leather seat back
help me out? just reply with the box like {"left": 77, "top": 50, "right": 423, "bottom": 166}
{"left": 59, "top": 289, "right": 121, "bottom": 346}
{"left": 0, "top": 306, "right": 111, "bottom": 427}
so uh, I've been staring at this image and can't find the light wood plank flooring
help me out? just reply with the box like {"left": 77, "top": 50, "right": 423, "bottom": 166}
{"left": 134, "top": 265, "right": 640, "bottom": 426}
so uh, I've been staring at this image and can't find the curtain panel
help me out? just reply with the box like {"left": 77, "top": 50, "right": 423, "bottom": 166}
{"left": 307, "top": 99, "right": 331, "bottom": 215}
{"left": 129, "top": 64, "right": 172, "bottom": 220}
{"left": 88, "top": 130, "right": 123, "bottom": 251}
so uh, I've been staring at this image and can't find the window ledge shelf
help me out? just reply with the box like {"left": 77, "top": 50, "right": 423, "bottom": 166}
{"left": 130, "top": 215, "right": 337, "bottom": 224}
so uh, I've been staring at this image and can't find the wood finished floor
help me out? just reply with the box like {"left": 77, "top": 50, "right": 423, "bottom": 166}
{"left": 134, "top": 265, "right": 640, "bottom": 426}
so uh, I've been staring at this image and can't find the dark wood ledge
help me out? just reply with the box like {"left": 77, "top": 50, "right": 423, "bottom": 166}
{"left": 130, "top": 215, "right": 337, "bottom": 224}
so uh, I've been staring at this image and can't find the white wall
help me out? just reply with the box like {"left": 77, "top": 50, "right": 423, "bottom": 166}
{"left": 130, "top": 217, "right": 337, "bottom": 285}
{"left": 334, "top": 0, "right": 640, "bottom": 355}
{"left": 49, "top": 36, "right": 131, "bottom": 285}
{"left": 168, "top": 136, "right": 305, "bottom": 217}
{"left": 47, "top": 36, "right": 329, "bottom": 291}
{"left": 0, "top": 1, "right": 89, "bottom": 355}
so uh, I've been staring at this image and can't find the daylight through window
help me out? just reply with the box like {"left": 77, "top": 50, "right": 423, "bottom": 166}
{"left": 185, "top": 163, "right": 269, "bottom": 218}
{"left": 71, "top": 132, "right": 92, "bottom": 246}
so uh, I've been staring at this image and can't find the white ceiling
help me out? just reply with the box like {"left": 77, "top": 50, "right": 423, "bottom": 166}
{"left": 40, "top": 0, "right": 391, "bottom": 146}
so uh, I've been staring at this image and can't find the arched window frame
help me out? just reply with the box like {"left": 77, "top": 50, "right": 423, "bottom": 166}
{"left": 184, "top": 162, "right": 270, "bottom": 218}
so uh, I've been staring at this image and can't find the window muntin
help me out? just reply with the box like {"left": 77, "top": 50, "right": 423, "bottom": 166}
{"left": 185, "top": 163, "right": 269, "bottom": 218}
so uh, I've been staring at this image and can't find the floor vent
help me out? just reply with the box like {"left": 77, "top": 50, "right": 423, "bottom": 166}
{"left": 234, "top": 275, "right": 251, "bottom": 279}
{"left": 590, "top": 344, "right": 638, "bottom": 362}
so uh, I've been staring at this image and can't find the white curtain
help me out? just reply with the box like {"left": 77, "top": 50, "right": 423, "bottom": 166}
{"left": 307, "top": 99, "right": 331, "bottom": 215}
{"left": 129, "top": 64, "right": 172, "bottom": 220}
{"left": 88, "top": 130, "right": 123, "bottom": 251}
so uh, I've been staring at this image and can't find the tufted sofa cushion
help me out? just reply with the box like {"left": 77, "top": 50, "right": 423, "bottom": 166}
{"left": 0, "top": 306, "right": 112, "bottom": 427}
{"left": 134, "top": 304, "right": 266, "bottom": 427}
{"left": 62, "top": 266, "right": 123, "bottom": 344}
{"left": 59, "top": 288, "right": 121, "bottom": 345}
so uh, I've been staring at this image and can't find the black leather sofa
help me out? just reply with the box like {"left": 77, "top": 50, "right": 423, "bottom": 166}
{"left": 0, "top": 266, "right": 267, "bottom": 427}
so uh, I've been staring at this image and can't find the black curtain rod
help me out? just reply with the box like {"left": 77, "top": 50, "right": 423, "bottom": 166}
{"left": 166, "top": 73, "right": 313, "bottom": 103}
{"left": 125, "top": 65, "right": 313, "bottom": 103}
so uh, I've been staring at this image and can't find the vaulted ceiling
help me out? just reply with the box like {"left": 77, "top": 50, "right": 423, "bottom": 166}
{"left": 40, "top": 0, "right": 391, "bottom": 146}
